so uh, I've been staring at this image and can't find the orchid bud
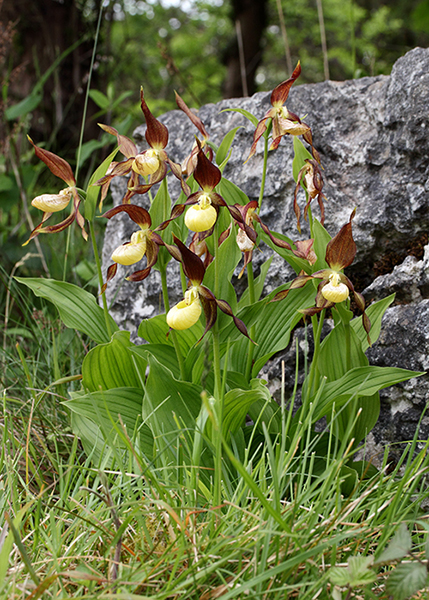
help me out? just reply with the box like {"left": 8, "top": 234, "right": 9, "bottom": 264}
{"left": 322, "top": 272, "right": 349, "bottom": 303}
{"left": 185, "top": 194, "right": 217, "bottom": 232}
{"left": 31, "top": 188, "right": 73, "bottom": 213}
{"left": 167, "top": 288, "right": 202, "bottom": 330}
{"left": 132, "top": 149, "right": 160, "bottom": 176}
{"left": 111, "top": 239, "right": 147, "bottom": 266}
{"left": 236, "top": 228, "right": 254, "bottom": 252}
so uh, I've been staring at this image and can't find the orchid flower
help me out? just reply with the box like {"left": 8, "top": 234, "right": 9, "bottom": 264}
{"left": 294, "top": 158, "right": 326, "bottom": 232}
{"left": 165, "top": 235, "right": 251, "bottom": 341}
{"left": 100, "top": 204, "right": 164, "bottom": 293}
{"left": 95, "top": 88, "right": 184, "bottom": 205}
{"left": 273, "top": 210, "right": 371, "bottom": 344}
{"left": 166, "top": 143, "right": 255, "bottom": 241}
{"left": 24, "top": 137, "right": 87, "bottom": 245}
{"left": 247, "top": 63, "right": 320, "bottom": 163}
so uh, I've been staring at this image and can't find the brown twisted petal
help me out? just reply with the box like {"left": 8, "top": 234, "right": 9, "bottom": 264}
{"left": 140, "top": 87, "right": 168, "bottom": 149}
{"left": 98, "top": 124, "right": 138, "bottom": 159}
{"left": 270, "top": 62, "right": 301, "bottom": 106}
{"left": 27, "top": 136, "right": 76, "bottom": 186}
{"left": 101, "top": 204, "right": 152, "bottom": 229}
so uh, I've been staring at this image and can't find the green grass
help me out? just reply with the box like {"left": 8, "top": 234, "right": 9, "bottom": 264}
{"left": 2, "top": 315, "right": 429, "bottom": 599}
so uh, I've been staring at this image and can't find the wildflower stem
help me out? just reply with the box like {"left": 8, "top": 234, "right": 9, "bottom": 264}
{"left": 213, "top": 220, "right": 222, "bottom": 399}
{"left": 308, "top": 204, "right": 314, "bottom": 239}
{"left": 212, "top": 220, "right": 224, "bottom": 512}
{"left": 160, "top": 266, "right": 170, "bottom": 312}
{"left": 244, "top": 263, "right": 256, "bottom": 381}
{"left": 257, "top": 132, "right": 270, "bottom": 214}
{"left": 63, "top": 222, "right": 72, "bottom": 282}
{"left": 89, "top": 221, "right": 112, "bottom": 339}
{"left": 307, "top": 309, "right": 325, "bottom": 399}
{"left": 161, "top": 267, "right": 186, "bottom": 380}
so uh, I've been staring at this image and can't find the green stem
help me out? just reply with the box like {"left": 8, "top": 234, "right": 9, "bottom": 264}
{"left": 160, "top": 267, "right": 185, "bottom": 380}
{"left": 344, "top": 318, "right": 351, "bottom": 373}
{"left": 212, "top": 219, "right": 223, "bottom": 512}
{"left": 213, "top": 219, "right": 222, "bottom": 399}
{"left": 244, "top": 262, "right": 256, "bottom": 381}
{"left": 257, "top": 133, "right": 270, "bottom": 214}
{"left": 306, "top": 309, "right": 325, "bottom": 400}
{"left": 63, "top": 223, "right": 72, "bottom": 282}
{"left": 160, "top": 266, "right": 170, "bottom": 312}
{"left": 307, "top": 204, "right": 314, "bottom": 239}
{"left": 90, "top": 221, "right": 112, "bottom": 339}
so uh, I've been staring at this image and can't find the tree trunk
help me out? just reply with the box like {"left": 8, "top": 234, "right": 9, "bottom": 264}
{"left": 223, "top": 0, "right": 268, "bottom": 98}
{"left": 2, "top": 0, "right": 101, "bottom": 151}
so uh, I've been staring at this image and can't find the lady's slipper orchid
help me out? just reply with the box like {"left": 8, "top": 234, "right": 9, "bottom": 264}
{"left": 167, "top": 143, "right": 255, "bottom": 240}
{"left": 247, "top": 63, "right": 320, "bottom": 163}
{"left": 100, "top": 204, "right": 164, "bottom": 293}
{"left": 24, "top": 138, "right": 87, "bottom": 245}
{"left": 165, "top": 235, "right": 251, "bottom": 341}
{"left": 96, "top": 88, "right": 185, "bottom": 205}
{"left": 273, "top": 210, "right": 371, "bottom": 344}
{"left": 294, "top": 159, "right": 326, "bottom": 232}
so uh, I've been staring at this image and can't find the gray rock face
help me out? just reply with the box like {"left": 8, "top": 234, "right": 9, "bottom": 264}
{"left": 102, "top": 47, "right": 429, "bottom": 459}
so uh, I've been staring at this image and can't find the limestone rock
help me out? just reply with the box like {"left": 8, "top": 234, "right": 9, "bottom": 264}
{"left": 102, "top": 48, "right": 429, "bottom": 458}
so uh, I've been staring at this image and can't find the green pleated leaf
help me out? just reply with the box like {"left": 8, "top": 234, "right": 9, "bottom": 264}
{"left": 138, "top": 313, "right": 203, "bottom": 355}
{"left": 247, "top": 379, "right": 281, "bottom": 434}
{"left": 15, "top": 277, "right": 118, "bottom": 343}
{"left": 65, "top": 387, "right": 153, "bottom": 459}
{"left": 143, "top": 355, "right": 202, "bottom": 443}
{"left": 314, "top": 366, "right": 425, "bottom": 421}
{"left": 149, "top": 178, "right": 170, "bottom": 229}
{"left": 311, "top": 217, "right": 331, "bottom": 272}
{"left": 85, "top": 146, "right": 119, "bottom": 220}
{"left": 82, "top": 330, "right": 145, "bottom": 392}
{"left": 238, "top": 256, "right": 273, "bottom": 308}
{"left": 351, "top": 293, "right": 395, "bottom": 352}
{"left": 222, "top": 379, "right": 276, "bottom": 435}
{"left": 292, "top": 136, "right": 314, "bottom": 181}
{"left": 204, "top": 226, "right": 241, "bottom": 324}
{"left": 131, "top": 343, "right": 180, "bottom": 379}
{"left": 218, "top": 176, "right": 250, "bottom": 207}
{"left": 222, "top": 282, "right": 316, "bottom": 377}
{"left": 319, "top": 321, "right": 379, "bottom": 444}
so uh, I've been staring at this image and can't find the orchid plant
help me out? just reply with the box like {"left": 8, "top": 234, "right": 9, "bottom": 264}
{"left": 18, "top": 64, "right": 423, "bottom": 497}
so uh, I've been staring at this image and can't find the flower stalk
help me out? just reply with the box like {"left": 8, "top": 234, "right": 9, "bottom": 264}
{"left": 89, "top": 220, "right": 112, "bottom": 339}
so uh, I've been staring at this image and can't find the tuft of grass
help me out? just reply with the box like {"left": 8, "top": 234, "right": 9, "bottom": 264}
{"left": 2, "top": 327, "right": 429, "bottom": 599}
